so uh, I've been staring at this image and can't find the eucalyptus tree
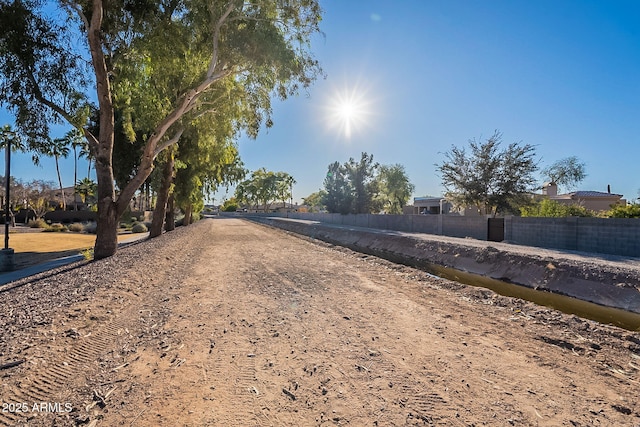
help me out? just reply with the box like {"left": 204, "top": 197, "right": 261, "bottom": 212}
{"left": 0, "top": 0, "right": 323, "bottom": 259}
{"left": 541, "top": 156, "right": 587, "bottom": 192}
{"left": 235, "top": 169, "right": 292, "bottom": 212}
{"left": 301, "top": 190, "right": 327, "bottom": 212}
{"left": 172, "top": 131, "right": 245, "bottom": 227}
{"left": 276, "top": 173, "right": 296, "bottom": 209}
{"left": 378, "top": 164, "right": 415, "bottom": 214}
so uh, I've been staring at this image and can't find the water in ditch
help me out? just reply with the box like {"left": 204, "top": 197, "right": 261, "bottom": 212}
{"left": 427, "top": 263, "right": 640, "bottom": 332}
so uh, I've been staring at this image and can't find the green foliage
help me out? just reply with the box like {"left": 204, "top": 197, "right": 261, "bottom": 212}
{"left": 520, "top": 199, "right": 595, "bottom": 217}
{"left": 323, "top": 153, "right": 381, "bottom": 214}
{"left": 437, "top": 131, "right": 538, "bottom": 216}
{"left": 605, "top": 204, "right": 640, "bottom": 218}
{"left": 1, "top": 0, "right": 323, "bottom": 259}
{"left": 80, "top": 247, "right": 94, "bottom": 261}
{"left": 68, "top": 222, "right": 84, "bottom": 232}
{"left": 347, "top": 153, "right": 380, "bottom": 214}
{"left": 302, "top": 190, "right": 328, "bottom": 212}
{"left": 235, "top": 169, "right": 295, "bottom": 211}
{"left": 131, "top": 223, "right": 148, "bottom": 233}
{"left": 75, "top": 178, "right": 97, "bottom": 206}
{"left": 323, "top": 161, "right": 353, "bottom": 214}
{"left": 27, "top": 218, "right": 49, "bottom": 228}
{"left": 222, "top": 198, "right": 239, "bottom": 212}
{"left": 378, "top": 164, "right": 415, "bottom": 214}
{"left": 541, "top": 156, "right": 586, "bottom": 191}
{"left": 0, "top": 2, "right": 90, "bottom": 147}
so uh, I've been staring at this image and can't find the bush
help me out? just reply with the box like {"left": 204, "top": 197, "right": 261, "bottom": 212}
{"left": 43, "top": 223, "right": 67, "bottom": 232}
{"left": 28, "top": 218, "right": 49, "bottom": 228}
{"left": 68, "top": 222, "right": 84, "bottom": 232}
{"left": 131, "top": 223, "right": 148, "bottom": 233}
{"left": 606, "top": 203, "right": 640, "bottom": 218}
{"left": 84, "top": 222, "right": 97, "bottom": 234}
{"left": 520, "top": 199, "right": 595, "bottom": 217}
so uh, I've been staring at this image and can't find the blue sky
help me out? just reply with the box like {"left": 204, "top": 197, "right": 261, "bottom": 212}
{"left": 2, "top": 0, "right": 640, "bottom": 204}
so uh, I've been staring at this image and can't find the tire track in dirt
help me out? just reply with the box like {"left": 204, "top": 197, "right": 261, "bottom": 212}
{"left": 0, "top": 224, "right": 213, "bottom": 427}
{"left": 6, "top": 218, "right": 639, "bottom": 425}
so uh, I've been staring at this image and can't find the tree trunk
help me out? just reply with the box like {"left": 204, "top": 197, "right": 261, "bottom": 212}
{"left": 94, "top": 197, "right": 118, "bottom": 260}
{"left": 149, "top": 152, "right": 174, "bottom": 238}
{"left": 165, "top": 193, "right": 175, "bottom": 232}
{"left": 87, "top": 2, "right": 119, "bottom": 260}
{"left": 144, "top": 182, "right": 150, "bottom": 211}
{"left": 183, "top": 203, "right": 192, "bottom": 226}
{"left": 55, "top": 155, "right": 66, "bottom": 210}
{"left": 73, "top": 146, "right": 78, "bottom": 211}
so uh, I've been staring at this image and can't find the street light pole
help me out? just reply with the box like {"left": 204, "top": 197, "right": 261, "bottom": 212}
{"left": 1, "top": 134, "right": 14, "bottom": 272}
{"left": 4, "top": 138, "right": 10, "bottom": 250}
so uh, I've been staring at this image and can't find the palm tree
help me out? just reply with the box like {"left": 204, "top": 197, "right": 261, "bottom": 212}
{"left": 47, "top": 137, "right": 71, "bottom": 210}
{"left": 78, "top": 140, "right": 94, "bottom": 180}
{"left": 66, "top": 130, "right": 85, "bottom": 210}
{"left": 75, "top": 178, "right": 97, "bottom": 207}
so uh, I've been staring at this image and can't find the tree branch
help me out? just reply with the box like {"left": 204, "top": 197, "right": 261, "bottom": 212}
{"left": 207, "top": 1, "right": 237, "bottom": 79}
{"left": 153, "top": 128, "right": 184, "bottom": 160}
{"left": 59, "top": 0, "right": 90, "bottom": 31}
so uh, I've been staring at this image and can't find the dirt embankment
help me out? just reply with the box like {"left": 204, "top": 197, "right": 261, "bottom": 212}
{"left": 0, "top": 218, "right": 639, "bottom": 426}
{"left": 248, "top": 216, "right": 640, "bottom": 315}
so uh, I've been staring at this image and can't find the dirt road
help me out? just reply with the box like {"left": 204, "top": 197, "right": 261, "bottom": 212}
{"left": 1, "top": 218, "right": 639, "bottom": 426}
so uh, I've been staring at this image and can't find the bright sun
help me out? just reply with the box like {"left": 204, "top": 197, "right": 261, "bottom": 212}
{"left": 325, "top": 85, "right": 370, "bottom": 139}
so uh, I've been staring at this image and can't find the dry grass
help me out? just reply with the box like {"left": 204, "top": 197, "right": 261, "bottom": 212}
{"left": 5, "top": 233, "right": 136, "bottom": 270}
{"left": 8, "top": 233, "right": 131, "bottom": 253}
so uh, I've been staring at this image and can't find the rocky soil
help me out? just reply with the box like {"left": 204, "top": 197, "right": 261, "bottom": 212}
{"left": 0, "top": 218, "right": 639, "bottom": 426}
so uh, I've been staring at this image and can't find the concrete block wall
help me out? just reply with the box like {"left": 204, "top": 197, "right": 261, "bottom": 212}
{"left": 235, "top": 212, "right": 639, "bottom": 257}
{"left": 442, "top": 216, "right": 487, "bottom": 240}
{"left": 507, "top": 217, "right": 579, "bottom": 251}
{"left": 575, "top": 218, "right": 640, "bottom": 257}
{"left": 411, "top": 215, "right": 440, "bottom": 234}
{"left": 507, "top": 217, "right": 640, "bottom": 257}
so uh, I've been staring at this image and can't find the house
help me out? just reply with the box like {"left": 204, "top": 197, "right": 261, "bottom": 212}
{"left": 542, "top": 182, "right": 625, "bottom": 212}
{"left": 407, "top": 197, "right": 453, "bottom": 215}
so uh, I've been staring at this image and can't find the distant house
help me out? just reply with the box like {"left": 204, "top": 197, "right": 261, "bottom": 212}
{"left": 407, "top": 197, "right": 453, "bottom": 215}
{"left": 542, "top": 182, "right": 625, "bottom": 212}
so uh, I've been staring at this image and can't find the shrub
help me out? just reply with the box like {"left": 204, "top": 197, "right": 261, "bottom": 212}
{"left": 28, "top": 218, "right": 49, "bottom": 228}
{"left": 43, "top": 223, "right": 67, "bottom": 232}
{"left": 606, "top": 203, "right": 640, "bottom": 218}
{"left": 68, "top": 222, "right": 84, "bottom": 232}
{"left": 84, "top": 222, "right": 97, "bottom": 234}
{"left": 520, "top": 199, "right": 595, "bottom": 217}
{"left": 131, "top": 223, "right": 148, "bottom": 233}
{"left": 80, "top": 248, "right": 94, "bottom": 260}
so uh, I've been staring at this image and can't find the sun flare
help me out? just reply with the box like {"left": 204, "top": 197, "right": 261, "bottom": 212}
{"left": 325, "top": 85, "right": 371, "bottom": 139}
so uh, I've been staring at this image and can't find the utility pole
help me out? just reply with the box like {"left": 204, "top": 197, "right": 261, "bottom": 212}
{"left": 1, "top": 134, "right": 14, "bottom": 271}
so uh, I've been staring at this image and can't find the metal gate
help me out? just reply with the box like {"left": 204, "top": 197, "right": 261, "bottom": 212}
{"left": 487, "top": 218, "right": 504, "bottom": 242}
